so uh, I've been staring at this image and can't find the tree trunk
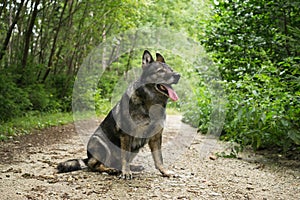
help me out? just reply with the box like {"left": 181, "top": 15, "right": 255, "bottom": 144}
{"left": 42, "top": 0, "right": 68, "bottom": 83}
{"left": 0, "top": 0, "right": 26, "bottom": 61}
{"left": 19, "top": 0, "right": 40, "bottom": 84}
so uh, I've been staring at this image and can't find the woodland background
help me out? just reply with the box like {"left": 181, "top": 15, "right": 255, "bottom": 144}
{"left": 0, "top": 0, "right": 299, "bottom": 155}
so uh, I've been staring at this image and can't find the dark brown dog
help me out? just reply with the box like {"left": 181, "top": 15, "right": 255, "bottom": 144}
{"left": 57, "top": 50, "right": 180, "bottom": 179}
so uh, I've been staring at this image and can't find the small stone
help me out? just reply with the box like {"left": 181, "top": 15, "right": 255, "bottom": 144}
{"left": 209, "top": 155, "right": 217, "bottom": 160}
{"left": 210, "top": 192, "right": 221, "bottom": 197}
{"left": 246, "top": 186, "right": 254, "bottom": 191}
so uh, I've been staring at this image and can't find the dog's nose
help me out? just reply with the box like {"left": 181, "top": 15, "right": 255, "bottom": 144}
{"left": 173, "top": 73, "right": 180, "bottom": 83}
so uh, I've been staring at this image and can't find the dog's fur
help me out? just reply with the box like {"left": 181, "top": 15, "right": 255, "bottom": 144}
{"left": 57, "top": 50, "right": 180, "bottom": 179}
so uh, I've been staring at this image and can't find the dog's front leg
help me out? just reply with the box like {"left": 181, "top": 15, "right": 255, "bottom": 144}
{"left": 148, "top": 130, "right": 175, "bottom": 177}
{"left": 120, "top": 135, "right": 132, "bottom": 179}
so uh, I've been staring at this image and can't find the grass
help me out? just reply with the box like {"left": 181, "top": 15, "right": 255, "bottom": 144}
{"left": 166, "top": 107, "right": 181, "bottom": 115}
{"left": 0, "top": 112, "right": 74, "bottom": 141}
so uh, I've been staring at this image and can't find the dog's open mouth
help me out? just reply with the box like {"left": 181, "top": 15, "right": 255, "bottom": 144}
{"left": 155, "top": 84, "right": 179, "bottom": 101}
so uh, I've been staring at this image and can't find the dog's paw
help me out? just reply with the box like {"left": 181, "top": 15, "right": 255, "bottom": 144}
{"left": 161, "top": 169, "right": 175, "bottom": 177}
{"left": 130, "top": 165, "right": 144, "bottom": 172}
{"left": 120, "top": 170, "right": 133, "bottom": 180}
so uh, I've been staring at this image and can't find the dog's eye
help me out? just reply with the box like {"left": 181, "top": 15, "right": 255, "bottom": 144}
{"left": 157, "top": 68, "right": 165, "bottom": 73}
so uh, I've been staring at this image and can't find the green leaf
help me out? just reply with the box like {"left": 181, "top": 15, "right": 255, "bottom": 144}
{"left": 288, "top": 130, "right": 300, "bottom": 145}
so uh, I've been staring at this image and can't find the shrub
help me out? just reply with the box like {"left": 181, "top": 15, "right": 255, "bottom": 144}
{"left": 0, "top": 73, "right": 31, "bottom": 121}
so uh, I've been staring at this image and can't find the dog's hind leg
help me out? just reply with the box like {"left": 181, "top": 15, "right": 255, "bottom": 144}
{"left": 87, "top": 157, "right": 120, "bottom": 175}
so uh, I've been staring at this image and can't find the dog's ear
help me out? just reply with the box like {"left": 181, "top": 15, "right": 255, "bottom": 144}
{"left": 142, "top": 50, "right": 154, "bottom": 68}
{"left": 156, "top": 53, "right": 165, "bottom": 63}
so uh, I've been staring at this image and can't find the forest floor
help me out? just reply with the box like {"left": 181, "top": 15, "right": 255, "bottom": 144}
{"left": 0, "top": 115, "right": 299, "bottom": 200}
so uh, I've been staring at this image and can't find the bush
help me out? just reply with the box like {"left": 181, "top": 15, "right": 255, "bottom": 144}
{"left": 47, "top": 75, "right": 74, "bottom": 112}
{"left": 223, "top": 64, "right": 300, "bottom": 151}
{"left": 0, "top": 73, "right": 31, "bottom": 121}
{"left": 26, "top": 84, "right": 50, "bottom": 111}
{"left": 0, "top": 71, "right": 72, "bottom": 122}
{"left": 182, "top": 83, "right": 212, "bottom": 130}
{"left": 199, "top": 0, "right": 300, "bottom": 153}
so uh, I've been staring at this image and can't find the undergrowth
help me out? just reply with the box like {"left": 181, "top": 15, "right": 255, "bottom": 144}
{"left": 0, "top": 112, "right": 74, "bottom": 141}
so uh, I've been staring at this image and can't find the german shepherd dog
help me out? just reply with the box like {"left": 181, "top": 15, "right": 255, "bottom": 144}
{"left": 57, "top": 50, "right": 180, "bottom": 179}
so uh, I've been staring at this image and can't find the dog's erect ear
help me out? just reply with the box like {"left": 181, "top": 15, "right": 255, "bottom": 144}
{"left": 142, "top": 50, "right": 154, "bottom": 68}
{"left": 156, "top": 53, "right": 165, "bottom": 63}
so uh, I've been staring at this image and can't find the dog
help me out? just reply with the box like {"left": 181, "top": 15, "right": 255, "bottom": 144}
{"left": 57, "top": 50, "right": 180, "bottom": 179}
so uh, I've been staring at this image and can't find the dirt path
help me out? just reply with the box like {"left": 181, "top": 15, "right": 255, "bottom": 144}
{"left": 0, "top": 115, "right": 299, "bottom": 200}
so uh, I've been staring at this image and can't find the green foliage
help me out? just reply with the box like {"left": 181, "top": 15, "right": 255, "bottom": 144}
{"left": 0, "top": 0, "right": 207, "bottom": 120}
{"left": 0, "top": 72, "right": 31, "bottom": 121}
{"left": 94, "top": 90, "right": 112, "bottom": 117}
{"left": 203, "top": 0, "right": 300, "bottom": 80}
{"left": 201, "top": 0, "right": 300, "bottom": 152}
{"left": 0, "top": 71, "right": 72, "bottom": 122}
{"left": 26, "top": 84, "right": 51, "bottom": 111}
{"left": 182, "top": 82, "right": 212, "bottom": 129}
{"left": 0, "top": 0, "right": 150, "bottom": 122}
{"left": 224, "top": 64, "right": 300, "bottom": 151}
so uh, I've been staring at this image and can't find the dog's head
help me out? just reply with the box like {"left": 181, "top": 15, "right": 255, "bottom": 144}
{"left": 140, "top": 50, "right": 180, "bottom": 101}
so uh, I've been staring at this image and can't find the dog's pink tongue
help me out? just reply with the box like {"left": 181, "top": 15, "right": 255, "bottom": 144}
{"left": 165, "top": 85, "right": 179, "bottom": 101}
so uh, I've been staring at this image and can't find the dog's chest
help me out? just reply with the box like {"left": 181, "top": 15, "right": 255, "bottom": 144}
{"left": 131, "top": 137, "right": 149, "bottom": 151}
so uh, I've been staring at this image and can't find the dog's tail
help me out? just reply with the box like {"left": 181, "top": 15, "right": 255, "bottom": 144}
{"left": 57, "top": 158, "right": 89, "bottom": 173}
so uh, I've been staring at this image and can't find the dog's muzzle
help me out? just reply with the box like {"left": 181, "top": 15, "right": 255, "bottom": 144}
{"left": 155, "top": 84, "right": 179, "bottom": 101}
{"left": 155, "top": 73, "right": 180, "bottom": 101}
{"left": 173, "top": 73, "right": 181, "bottom": 84}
